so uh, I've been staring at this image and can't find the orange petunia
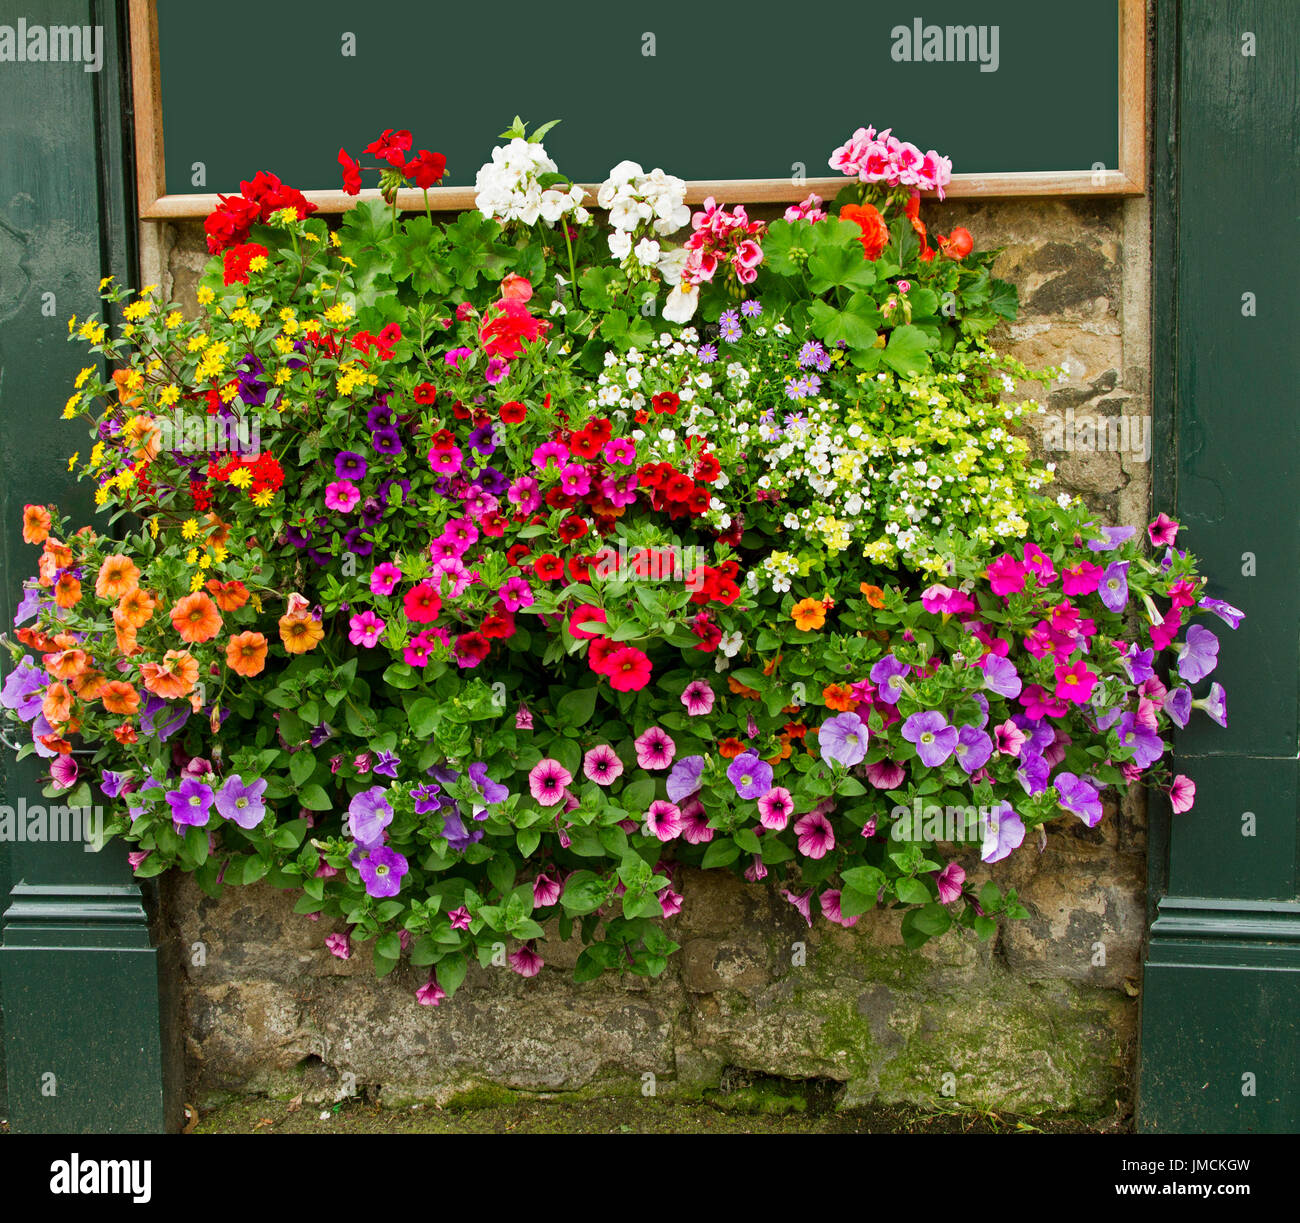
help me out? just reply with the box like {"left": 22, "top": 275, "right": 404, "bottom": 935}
{"left": 96, "top": 554, "right": 140, "bottom": 600}
{"left": 116, "top": 587, "right": 156, "bottom": 630}
{"left": 140, "top": 649, "right": 199, "bottom": 699}
{"left": 54, "top": 573, "right": 82, "bottom": 608}
{"left": 113, "top": 722, "right": 138, "bottom": 744}
{"left": 100, "top": 680, "right": 140, "bottom": 715}
{"left": 42, "top": 682, "right": 73, "bottom": 725}
{"left": 278, "top": 612, "right": 323, "bottom": 654}
{"left": 784, "top": 721, "right": 808, "bottom": 740}
{"left": 859, "top": 583, "right": 886, "bottom": 609}
{"left": 727, "top": 675, "right": 761, "bottom": 700}
{"left": 791, "top": 598, "right": 826, "bottom": 631}
{"left": 113, "top": 367, "right": 143, "bottom": 408}
{"left": 17, "top": 626, "right": 59, "bottom": 652}
{"left": 823, "top": 683, "right": 856, "bottom": 712}
{"left": 762, "top": 653, "right": 783, "bottom": 677}
{"left": 225, "top": 630, "right": 268, "bottom": 677}
{"left": 73, "top": 671, "right": 107, "bottom": 702}
{"left": 22, "top": 504, "right": 51, "bottom": 545}
{"left": 123, "top": 414, "right": 160, "bottom": 464}
{"left": 206, "top": 579, "right": 250, "bottom": 611}
{"left": 114, "top": 618, "right": 141, "bottom": 657}
{"left": 170, "top": 592, "right": 223, "bottom": 643}
{"left": 718, "top": 737, "right": 748, "bottom": 759}
{"left": 44, "top": 538, "right": 74, "bottom": 569}
{"left": 43, "top": 648, "right": 88, "bottom": 680}
{"left": 205, "top": 514, "right": 231, "bottom": 548}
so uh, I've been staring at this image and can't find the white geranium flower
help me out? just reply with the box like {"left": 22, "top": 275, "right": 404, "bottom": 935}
{"left": 633, "top": 238, "right": 661, "bottom": 267}
{"left": 662, "top": 283, "right": 699, "bottom": 324}
{"left": 608, "top": 230, "right": 632, "bottom": 261}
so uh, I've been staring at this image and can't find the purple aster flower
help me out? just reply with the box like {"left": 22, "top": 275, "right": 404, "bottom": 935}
{"left": 1193, "top": 682, "right": 1228, "bottom": 728}
{"left": 869, "top": 654, "right": 909, "bottom": 704}
{"left": 1117, "top": 713, "right": 1165, "bottom": 768}
{"left": 797, "top": 340, "right": 826, "bottom": 369}
{"left": 1099, "top": 561, "right": 1130, "bottom": 612}
{"left": 666, "top": 755, "right": 705, "bottom": 803}
{"left": 697, "top": 343, "right": 718, "bottom": 365}
{"left": 740, "top": 298, "right": 762, "bottom": 318}
{"left": 1086, "top": 525, "right": 1137, "bottom": 552}
{"left": 818, "top": 711, "right": 870, "bottom": 767}
{"left": 727, "top": 751, "right": 774, "bottom": 800}
{"left": 1198, "top": 597, "right": 1244, "bottom": 629}
{"left": 953, "top": 725, "right": 993, "bottom": 774}
{"left": 1175, "top": 623, "right": 1219, "bottom": 682}
{"left": 215, "top": 775, "right": 269, "bottom": 829}
{"left": 166, "top": 777, "right": 215, "bottom": 828}
{"left": 901, "top": 711, "right": 958, "bottom": 768}
{"left": 718, "top": 310, "right": 742, "bottom": 342}
{"left": 1055, "top": 772, "right": 1104, "bottom": 827}
{"left": 979, "top": 802, "right": 1026, "bottom": 863}
{"left": 355, "top": 845, "right": 408, "bottom": 898}
{"left": 1165, "top": 687, "right": 1192, "bottom": 729}
{"left": 980, "top": 654, "right": 1022, "bottom": 699}
{"left": 373, "top": 750, "right": 401, "bottom": 779}
{"left": 348, "top": 786, "right": 393, "bottom": 848}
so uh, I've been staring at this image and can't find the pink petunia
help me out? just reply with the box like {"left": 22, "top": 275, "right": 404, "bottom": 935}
{"left": 934, "top": 862, "right": 966, "bottom": 904}
{"left": 325, "top": 480, "right": 360, "bottom": 512}
{"left": 793, "top": 810, "right": 835, "bottom": 859}
{"left": 508, "top": 943, "right": 543, "bottom": 977}
{"left": 528, "top": 758, "right": 572, "bottom": 806}
{"left": 819, "top": 889, "right": 860, "bottom": 929}
{"left": 1168, "top": 774, "right": 1196, "bottom": 813}
{"left": 348, "top": 609, "right": 386, "bottom": 648}
{"left": 644, "top": 800, "right": 683, "bottom": 841}
{"left": 681, "top": 680, "right": 716, "bottom": 716}
{"left": 757, "top": 786, "right": 794, "bottom": 831}
{"left": 634, "top": 726, "right": 676, "bottom": 770}
{"left": 864, "top": 759, "right": 906, "bottom": 789}
{"left": 582, "top": 744, "right": 623, "bottom": 786}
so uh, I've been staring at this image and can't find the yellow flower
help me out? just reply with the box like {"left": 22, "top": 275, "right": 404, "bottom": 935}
{"left": 324, "top": 302, "right": 354, "bottom": 325}
{"left": 63, "top": 393, "right": 81, "bottom": 418}
{"left": 148, "top": 517, "right": 159, "bottom": 538}
{"left": 98, "top": 276, "right": 114, "bottom": 290}
{"left": 74, "top": 366, "right": 94, "bottom": 389}
{"left": 67, "top": 452, "right": 79, "bottom": 471}
{"left": 198, "top": 554, "right": 212, "bottom": 570}
{"left": 196, "top": 286, "right": 215, "bottom": 306}
{"left": 68, "top": 315, "right": 78, "bottom": 333}
{"left": 188, "top": 334, "right": 209, "bottom": 351}
{"left": 219, "top": 382, "right": 238, "bottom": 403}
{"left": 305, "top": 231, "right": 320, "bottom": 243}
{"left": 185, "top": 548, "right": 199, "bottom": 565}
{"left": 251, "top": 489, "right": 274, "bottom": 508}
{"left": 158, "top": 384, "right": 180, "bottom": 406}
{"left": 165, "top": 311, "right": 183, "bottom": 329}
{"left": 251, "top": 593, "right": 263, "bottom": 612}
{"left": 210, "top": 543, "right": 228, "bottom": 564}
{"left": 330, "top": 232, "right": 342, "bottom": 248}
{"left": 274, "top": 369, "right": 291, "bottom": 386}
{"left": 142, "top": 284, "right": 158, "bottom": 295}
{"left": 228, "top": 466, "right": 253, "bottom": 490}
{"left": 189, "top": 572, "right": 205, "bottom": 593}
{"left": 122, "top": 300, "right": 151, "bottom": 321}
{"left": 248, "top": 256, "right": 268, "bottom": 273}
{"left": 181, "top": 518, "right": 200, "bottom": 541}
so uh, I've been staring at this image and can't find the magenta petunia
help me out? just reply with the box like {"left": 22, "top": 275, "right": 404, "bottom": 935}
{"left": 644, "top": 799, "right": 683, "bottom": 841}
{"left": 583, "top": 744, "right": 623, "bottom": 786}
{"left": 680, "top": 680, "right": 716, "bottom": 716}
{"left": 634, "top": 726, "right": 676, "bottom": 770}
{"left": 757, "top": 786, "right": 794, "bottom": 830}
{"left": 528, "top": 758, "right": 572, "bottom": 805}
{"left": 794, "top": 809, "right": 835, "bottom": 859}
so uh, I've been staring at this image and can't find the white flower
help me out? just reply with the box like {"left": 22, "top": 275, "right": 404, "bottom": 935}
{"left": 662, "top": 283, "right": 699, "bottom": 324}
{"left": 719, "top": 630, "right": 743, "bottom": 657}
{"left": 657, "top": 248, "right": 690, "bottom": 286}
{"left": 608, "top": 230, "right": 632, "bottom": 261}
{"left": 633, "top": 237, "right": 661, "bottom": 267}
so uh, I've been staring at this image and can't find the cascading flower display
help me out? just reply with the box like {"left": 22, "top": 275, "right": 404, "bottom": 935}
{"left": 1, "top": 122, "right": 1239, "bottom": 1002}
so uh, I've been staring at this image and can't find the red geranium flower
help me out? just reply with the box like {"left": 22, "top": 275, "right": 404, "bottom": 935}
{"left": 364, "top": 129, "right": 412, "bottom": 168}
{"left": 338, "top": 148, "right": 362, "bottom": 195}
{"left": 404, "top": 149, "right": 447, "bottom": 190}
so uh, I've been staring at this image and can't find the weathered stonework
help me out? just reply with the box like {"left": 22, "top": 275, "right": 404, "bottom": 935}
{"left": 146, "top": 190, "right": 1151, "bottom": 1118}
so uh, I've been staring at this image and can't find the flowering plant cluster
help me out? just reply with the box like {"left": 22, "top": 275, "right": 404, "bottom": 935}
{"left": 1, "top": 122, "right": 1240, "bottom": 1004}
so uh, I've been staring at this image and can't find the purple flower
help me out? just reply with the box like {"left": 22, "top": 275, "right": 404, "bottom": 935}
{"left": 1198, "top": 597, "right": 1244, "bottom": 629}
{"left": 410, "top": 782, "right": 441, "bottom": 814}
{"left": 979, "top": 802, "right": 1026, "bottom": 863}
{"left": 1086, "top": 525, "right": 1137, "bottom": 552}
{"left": 13, "top": 585, "right": 41, "bottom": 626}
{"left": 166, "top": 777, "right": 215, "bottom": 828}
{"left": 1165, "top": 687, "right": 1192, "bottom": 729}
{"left": 100, "top": 770, "right": 130, "bottom": 799}
{"left": 139, "top": 694, "right": 189, "bottom": 742}
{"left": 355, "top": 845, "right": 408, "bottom": 898}
{"left": 1055, "top": 772, "right": 1104, "bottom": 827}
{"left": 869, "top": 654, "right": 909, "bottom": 704}
{"left": 348, "top": 786, "right": 393, "bottom": 848}
{"left": 818, "top": 711, "right": 870, "bottom": 767}
{"left": 1120, "top": 643, "right": 1155, "bottom": 685}
{"left": 1016, "top": 750, "right": 1050, "bottom": 796}
{"left": 467, "top": 761, "right": 509, "bottom": 807}
{"left": 1176, "top": 624, "right": 1219, "bottom": 682}
{"left": 953, "top": 725, "right": 993, "bottom": 774}
{"left": 1099, "top": 561, "right": 1130, "bottom": 612}
{"left": 980, "top": 655, "right": 1022, "bottom": 699}
{"left": 334, "top": 451, "right": 368, "bottom": 481}
{"left": 440, "top": 805, "right": 482, "bottom": 851}
{"left": 1117, "top": 713, "right": 1165, "bottom": 768}
{"left": 666, "top": 755, "right": 705, "bottom": 803}
{"left": 697, "top": 343, "right": 718, "bottom": 364}
{"left": 1193, "top": 682, "right": 1228, "bottom": 728}
{"left": 373, "top": 750, "right": 401, "bottom": 779}
{"left": 215, "top": 775, "right": 268, "bottom": 829}
{"left": 727, "top": 752, "right": 774, "bottom": 800}
{"left": 1, "top": 656, "right": 45, "bottom": 721}
{"left": 901, "top": 711, "right": 958, "bottom": 768}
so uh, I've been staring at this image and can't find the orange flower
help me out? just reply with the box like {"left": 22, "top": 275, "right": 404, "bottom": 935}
{"left": 113, "top": 367, "right": 142, "bottom": 408}
{"left": 784, "top": 721, "right": 808, "bottom": 740}
{"left": 116, "top": 587, "right": 156, "bottom": 630}
{"left": 42, "top": 682, "right": 73, "bottom": 725}
{"left": 840, "top": 202, "right": 889, "bottom": 261}
{"left": 823, "top": 683, "right": 856, "bottom": 712}
{"left": 762, "top": 653, "right": 783, "bottom": 677}
{"left": 205, "top": 514, "right": 231, "bottom": 548}
{"left": 54, "top": 573, "right": 82, "bottom": 608}
{"left": 114, "top": 619, "right": 141, "bottom": 657}
{"left": 140, "top": 649, "right": 199, "bottom": 699}
{"left": 22, "top": 504, "right": 51, "bottom": 545}
{"left": 279, "top": 612, "right": 323, "bottom": 654}
{"left": 101, "top": 680, "right": 140, "bottom": 715}
{"left": 73, "top": 671, "right": 107, "bottom": 702}
{"left": 96, "top": 554, "right": 140, "bottom": 600}
{"left": 718, "top": 737, "right": 748, "bottom": 759}
{"left": 170, "top": 592, "right": 223, "bottom": 643}
{"left": 727, "top": 675, "right": 761, "bottom": 700}
{"left": 43, "top": 648, "right": 88, "bottom": 680}
{"left": 791, "top": 598, "right": 826, "bottom": 631}
{"left": 124, "top": 414, "right": 160, "bottom": 463}
{"left": 113, "top": 722, "right": 138, "bottom": 745}
{"left": 43, "top": 538, "right": 74, "bottom": 569}
{"left": 206, "top": 579, "right": 250, "bottom": 611}
{"left": 226, "top": 631, "right": 268, "bottom": 677}
{"left": 859, "top": 583, "right": 886, "bottom": 609}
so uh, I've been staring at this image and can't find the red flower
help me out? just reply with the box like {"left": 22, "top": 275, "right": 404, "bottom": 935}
{"left": 428, "top": 428, "right": 455, "bottom": 450}
{"left": 567, "top": 554, "right": 592, "bottom": 582}
{"left": 651, "top": 392, "right": 680, "bottom": 415}
{"left": 587, "top": 637, "right": 619, "bottom": 674}
{"left": 840, "top": 202, "right": 889, "bottom": 261}
{"left": 506, "top": 543, "right": 532, "bottom": 567}
{"left": 403, "top": 581, "right": 442, "bottom": 623}
{"left": 686, "top": 486, "right": 711, "bottom": 514}
{"left": 338, "top": 148, "right": 362, "bottom": 195}
{"left": 203, "top": 192, "right": 260, "bottom": 255}
{"left": 940, "top": 227, "right": 974, "bottom": 259}
{"left": 533, "top": 554, "right": 565, "bottom": 582}
{"left": 693, "top": 452, "right": 721, "bottom": 483}
{"left": 455, "top": 631, "right": 491, "bottom": 667}
{"left": 557, "top": 516, "right": 589, "bottom": 544}
{"left": 479, "top": 299, "right": 550, "bottom": 360}
{"left": 480, "top": 604, "right": 516, "bottom": 639}
{"left": 413, "top": 383, "right": 438, "bottom": 405}
{"left": 605, "top": 646, "right": 652, "bottom": 692}
{"left": 364, "top": 129, "right": 412, "bottom": 168}
{"left": 663, "top": 473, "right": 694, "bottom": 503}
{"left": 222, "top": 242, "right": 268, "bottom": 286}
{"left": 569, "top": 429, "right": 603, "bottom": 460}
{"left": 499, "top": 400, "right": 527, "bottom": 424}
{"left": 568, "top": 605, "right": 607, "bottom": 640}
{"left": 481, "top": 510, "right": 507, "bottom": 537}
{"left": 404, "top": 149, "right": 447, "bottom": 189}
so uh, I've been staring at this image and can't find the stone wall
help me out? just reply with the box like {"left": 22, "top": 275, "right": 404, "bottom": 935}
{"left": 143, "top": 189, "right": 1152, "bottom": 1116}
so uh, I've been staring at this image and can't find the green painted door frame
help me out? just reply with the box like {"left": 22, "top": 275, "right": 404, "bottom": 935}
{"left": 0, "top": 0, "right": 180, "bottom": 1132}
{"left": 1138, "top": 0, "right": 1299, "bottom": 1132}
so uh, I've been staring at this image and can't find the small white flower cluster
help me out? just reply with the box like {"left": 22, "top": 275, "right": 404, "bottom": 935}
{"left": 474, "top": 138, "right": 591, "bottom": 228}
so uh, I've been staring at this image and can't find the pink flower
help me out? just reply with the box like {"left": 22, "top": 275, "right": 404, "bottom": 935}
{"left": 1053, "top": 659, "right": 1098, "bottom": 705}
{"left": 533, "top": 872, "right": 562, "bottom": 907}
{"left": 447, "top": 906, "right": 472, "bottom": 930}
{"left": 325, "top": 480, "right": 360, "bottom": 512}
{"left": 515, "top": 703, "right": 534, "bottom": 730}
{"left": 498, "top": 575, "right": 534, "bottom": 612}
{"left": 1061, "top": 561, "right": 1104, "bottom": 596}
{"left": 559, "top": 463, "right": 591, "bottom": 496}
{"left": 864, "top": 759, "right": 906, "bottom": 789}
{"left": 369, "top": 561, "right": 402, "bottom": 595}
{"left": 604, "top": 438, "right": 636, "bottom": 465}
{"left": 819, "top": 889, "right": 860, "bottom": 928}
{"left": 415, "top": 975, "right": 446, "bottom": 1006}
{"left": 794, "top": 810, "right": 835, "bottom": 859}
{"left": 678, "top": 797, "right": 713, "bottom": 844}
{"left": 1148, "top": 513, "right": 1180, "bottom": 548}
{"left": 634, "top": 726, "right": 676, "bottom": 770}
{"left": 582, "top": 744, "right": 623, "bottom": 786}
{"left": 1168, "top": 774, "right": 1196, "bottom": 813}
{"left": 781, "top": 887, "right": 815, "bottom": 928}
{"left": 681, "top": 680, "right": 716, "bottom": 716}
{"left": 428, "top": 445, "right": 463, "bottom": 476}
{"left": 986, "top": 554, "right": 1027, "bottom": 596}
{"left": 484, "top": 357, "right": 510, "bottom": 385}
{"left": 348, "top": 610, "right": 385, "bottom": 648}
{"left": 508, "top": 943, "right": 543, "bottom": 977}
{"left": 644, "top": 800, "right": 683, "bottom": 841}
{"left": 934, "top": 862, "right": 966, "bottom": 904}
{"left": 325, "top": 932, "right": 351, "bottom": 960}
{"left": 757, "top": 786, "right": 794, "bottom": 830}
{"left": 127, "top": 849, "right": 151, "bottom": 872}
{"left": 744, "top": 855, "right": 768, "bottom": 882}
{"left": 528, "top": 758, "right": 572, "bottom": 806}
{"left": 658, "top": 887, "right": 684, "bottom": 918}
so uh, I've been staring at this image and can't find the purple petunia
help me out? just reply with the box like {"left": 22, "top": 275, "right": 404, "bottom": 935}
{"left": 1117, "top": 713, "right": 1165, "bottom": 769}
{"left": 979, "top": 802, "right": 1025, "bottom": 863}
{"left": 1086, "top": 525, "right": 1137, "bottom": 552}
{"left": 355, "top": 845, "right": 409, "bottom": 898}
{"left": 1198, "top": 597, "right": 1244, "bottom": 629}
{"left": 870, "top": 654, "right": 909, "bottom": 704}
{"left": 980, "top": 654, "right": 1022, "bottom": 699}
{"left": 727, "top": 752, "right": 774, "bottom": 800}
{"left": 818, "top": 712, "right": 870, "bottom": 767}
{"left": 1098, "top": 561, "right": 1130, "bottom": 613}
{"left": 1175, "top": 624, "right": 1219, "bottom": 682}
{"left": 953, "top": 725, "right": 994, "bottom": 774}
{"left": 348, "top": 786, "right": 393, "bottom": 848}
{"left": 901, "top": 711, "right": 958, "bottom": 768}
{"left": 1055, "top": 772, "right": 1104, "bottom": 827}
{"left": 215, "top": 775, "right": 268, "bottom": 829}
{"left": 166, "top": 777, "right": 215, "bottom": 828}
{"left": 667, "top": 755, "right": 705, "bottom": 803}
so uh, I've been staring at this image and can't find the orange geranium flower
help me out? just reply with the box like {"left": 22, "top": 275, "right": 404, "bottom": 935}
{"left": 140, "top": 649, "right": 199, "bottom": 699}
{"left": 279, "top": 612, "right": 323, "bottom": 654}
{"left": 22, "top": 504, "right": 51, "bottom": 545}
{"left": 96, "top": 554, "right": 140, "bottom": 600}
{"left": 727, "top": 675, "right": 761, "bottom": 700}
{"left": 859, "top": 583, "right": 886, "bottom": 609}
{"left": 101, "top": 680, "right": 140, "bottom": 715}
{"left": 43, "top": 648, "right": 88, "bottom": 680}
{"left": 42, "top": 682, "right": 73, "bottom": 725}
{"left": 225, "top": 631, "right": 268, "bottom": 677}
{"left": 54, "top": 573, "right": 82, "bottom": 608}
{"left": 718, "top": 737, "right": 748, "bottom": 759}
{"left": 170, "top": 592, "right": 223, "bottom": 643}
{"left": 791, "top": 598, "right": 826, "bottom": 631}
{"left": 822, "top": 683, "right": 856, "bottom": 712}
{"left": 116, "top": 587, "right": 156, "bottom": 630}
{"left": 206, "top": 579, "right": 250, "bottom": 611}
{"left": 73, "top": 671, "right": 107, "bottom": 702}
{"left": 840, "top": 202, "right": 889, "bottom": 261}
{"left": 113, "top": 722, "right": 138, "bottom": 744}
